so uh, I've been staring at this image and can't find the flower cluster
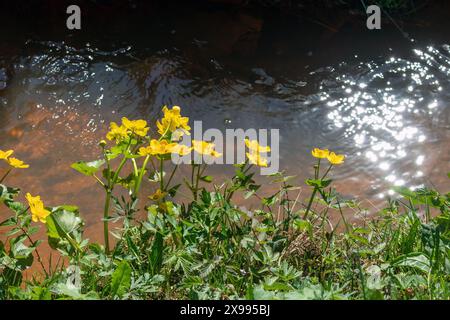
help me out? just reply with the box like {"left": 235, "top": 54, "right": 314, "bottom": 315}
{"left": 156, "top": 105, "right": 191, "bottom": 138}
{"left": 245, "top": 138, "right": 270, "bottom": 167}
{"left": 192, "top": 140, "right": 222, "bottom": 158}
{"left": 0, "top": 149, "right": 29, "bottom": 169}
{"left": 106, "top": 105, "right": 223, "bottom": 160}
{"left": 106, "top": 117, "right": 149, "bottom": 142}
{"left": 311, "top": 148, "right": 345, "bottom": 165}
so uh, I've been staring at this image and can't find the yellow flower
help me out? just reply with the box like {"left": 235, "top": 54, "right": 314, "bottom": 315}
{"left": 156, "top": 106, "right": 190, "bottom": 136}
{"left": 148, "top": 189, "right": 167, "bottom": 201}
{"left": 26, "top": 193, "right": 51, "bottom": 223}
{"left": 210, "top": 150, "right": 222, "bottom": 158}
{"left": 106, "top": 122, "right": 129, "bottom": 142}
{"left": 327, "top": 152, "right": 345, "bottom": 165}
{"left": 7, "top": 157, "right": 29, "bottom": 169}
{"left": 139, "top": 139, "right": 177, "bottom": 156}
{"left": 245, "top": 139, "right": 271, "bottom": 153}
{"left": 171, "top": 144, "right": 193, "bottom": 156}
{"left": 0, "top": 149, "right": 13, "bottom": 160}
{"left": 311, "top": 148, "right": 330, "bottom": 159}
{"left": 192, "top": 140, "right": 222, "bottom": 158}
{"left": 121, "top": 117, "right": 149, "bottom": 137}
{"left": 246, "top": 152, "right": 268, "bottom": 167}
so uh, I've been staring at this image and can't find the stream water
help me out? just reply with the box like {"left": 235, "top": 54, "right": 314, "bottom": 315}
{"left": 0, "top": 4, "right": 449, "bottom": 243}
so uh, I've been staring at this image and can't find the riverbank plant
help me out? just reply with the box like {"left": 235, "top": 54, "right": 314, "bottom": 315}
{"left": 0, "top": 105, "right": 449, "bottom": 300}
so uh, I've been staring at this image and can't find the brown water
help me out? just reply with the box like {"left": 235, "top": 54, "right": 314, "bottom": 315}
{"left": 1, "top": 3, "right": 449, "bottom": 244}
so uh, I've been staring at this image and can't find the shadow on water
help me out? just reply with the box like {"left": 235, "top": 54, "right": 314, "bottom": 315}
{"left": 0, "top": 1, "right": 449, "bottom": 244}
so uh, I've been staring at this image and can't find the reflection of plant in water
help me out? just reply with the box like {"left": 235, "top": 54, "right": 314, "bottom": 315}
{"left": 0, "top": 105, "right": 449, "bottom": 300}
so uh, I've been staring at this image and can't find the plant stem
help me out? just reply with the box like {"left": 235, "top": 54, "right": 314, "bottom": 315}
{"left": 0, "top": 168, "right": 12, "bottom": 184}
{"left": 160, "top": 158, "right": 164, "bottom": 190}
{"left": 20, "top": 225, "right": 48, "bottom": 278}
{"left": 164, "top": 164, "right": 178, "bottom": 190}
{"left": 303, "top": 187, "right": 318, "bottom": 220}
{"left": 102, "top": 143, "right": 131, "bottom": 254}
{"left": 103, "top": 191, "right": 111, "bottom": 254}
{"left": 134, "top": 155, "right": 150, "bottom": 196}
{"left": 321, "top": 164, "right": 333, "bottom": 180}
{"left": 315, "top": 159, "right": 321, "bottom": 179}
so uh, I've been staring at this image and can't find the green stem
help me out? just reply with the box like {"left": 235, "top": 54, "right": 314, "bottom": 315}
{"left": 164, "top": 164, "right": 178, "bottom": 191}
{"left": 102, "top": 141, "right": 131, "bottom": 254}
{"left": 103, "top": 191, "right": 111, "bottom": 254}
{"left": 93, "top": 174, "right": 105, "bottom": 187}
{"left": 20, "top": 224, "right": 48, "bottom": 278}
{"left": 303, "top": 187, "right": 318, "bottom": 220}
{"left": 194, "top": 164, "right": 202, "bottom": 201}
{"left": 321, "top": 164, "right": 333, "bottom": 180}
{"left": 315, "top": 159, "right": 321, "bottom": 179}
{"left": 134, "top": 155, "right": 150, "bottom": 196}
{"left": 0, "top": 168, "right": 12, "bottom": 184}
{"left": 160, "top": 158, "right": 164, "bottom": 190}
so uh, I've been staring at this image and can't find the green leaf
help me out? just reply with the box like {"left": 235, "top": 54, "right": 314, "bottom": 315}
{"left": 305, "top": 179, "right": 332, "bottom": 188}
{"left": 392, "top": 186, "right": 416, "bottom": 199}
{"left": 110, "top": 260, "right": 132, "bottom": 298}
{"left": 149, "top": 233, "right": 164, "bottom": 275}
{"left": 71, "top": 160, "right": 105, "bottom": 176}
{"left": 200, "top": 175, "right": 213, "bottom": 183}
{"left": 293, "top": 219, "right": 313, "bottom": 236}
{"left": 0, "top": 217, "right": 16, "bottom": 227}
{"left": 0, "top": 184, "right": 20, "bottom": 204}
{"left": 392, "top": 253, "right": 431, "bottom": 274}
{"left": 46, "top": 208, "right": 83, "bottom": 252}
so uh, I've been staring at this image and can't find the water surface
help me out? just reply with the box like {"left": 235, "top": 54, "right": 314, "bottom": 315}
{"left": 0, "top": 5, "right": 449, "bottom": 240}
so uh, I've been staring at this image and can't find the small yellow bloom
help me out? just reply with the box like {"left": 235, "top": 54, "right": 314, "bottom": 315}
{"left": 171, "top": 144, "right": 193, "bottom": 156}
{"left": 156, "top": 106, "right": 190, "bottom": 136}
{"left": 121, "top": 117, "right": 149, "bottom": 137}
{"left": 311, "top": 148, "right": 330, "bottom": 159}
{"left": 148, "top": 189, "right": 167, "bottom": 201}
{"left": 139, "top": 139, "right": 177, "bottom": 156}
{"left": 246, "top": 152, "right": 268, "bottom": 167}
{"left": 106, "top": 122, "right": 129, "bottom": 142}
{"left": 245, "top": 139, "right": 271, "bottom": 153}
{"left": 327, "top": 152, "right": 345, "bottom": 165}
{"left": 26, "top": 193, "right": 51, "bottom": 223}
{"left": 192, "top": 140, "right": 222, "bottom": 158}
{"left": 7, "top": 157, "right": 29, "bottom": 169}
{"left": 0, "top": 149, "right": 13, "bottom": 160}
{"left": 210, "top": 150, "right": 222, "bottom": 158}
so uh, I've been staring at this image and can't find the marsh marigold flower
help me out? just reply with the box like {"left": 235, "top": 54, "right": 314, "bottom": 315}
{"left": 139, "top": 139, "right": 177, "bottom": 156}
{"left": 106, "top": 122, "right": 129, "bottom": 142}
{"left": 7, "top": 157, "right": 29, "bottom": 169}
{"left": 192, "top": 140, "right": 222, "bottom": 158}
{"left": 171, "top": 144, "right": 193, "bottom": 156}
{"left": 245, "top": 139, "right": 271, "bottom": 153}
{"left": 246, "top": 152, "right": 268, "bottom": 167}
{"left": 311, "top": 148, "right": 329, "bottom": 159}
{"left": 26, "top": 193, "right": 51, "bottom": 223}
{"left": 121, "top": 117, "right": 149, "bottom": 137}
{"left": 0, "top": 149, "right": 13, "bottom": 160}
{"left": 327, "top": 152, "right": 345, "bottom": 165}
{"left": 157, "top": 106, "right": 190, "bottom": 137}
{"left": 148, "top": 189, "right": 167, "bottom": 201}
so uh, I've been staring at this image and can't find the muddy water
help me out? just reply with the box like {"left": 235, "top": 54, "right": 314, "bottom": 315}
{"left": 0, "top": 4, "right": 449, "bottom": 246}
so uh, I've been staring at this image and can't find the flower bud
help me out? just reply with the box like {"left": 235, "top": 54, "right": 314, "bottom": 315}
{"left": 99, "top": 140, "right": 107, "bottom": 148}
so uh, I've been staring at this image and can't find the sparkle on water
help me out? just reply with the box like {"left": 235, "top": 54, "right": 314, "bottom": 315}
{"left": 318, "top": 45, "right": 449, "bottom": 199}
